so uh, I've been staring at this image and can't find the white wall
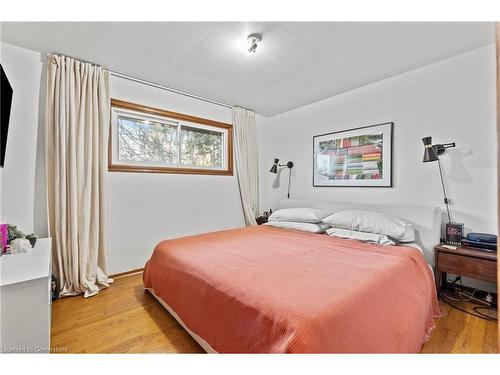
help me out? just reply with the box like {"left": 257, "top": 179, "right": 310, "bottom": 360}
{"left": 263, "top": 44, "right": 498, "bottom": 291}
{"left": 1, "top": 41, "right": 498, "bottom": 290}
{"left": 0, "top": 42, "right": 47, "bottom": 237}
{"left": 107, "top": 77, "right": 249, "bottom": 273}
{"left": 0, "top": 42, "right": 256, "bottom": 274}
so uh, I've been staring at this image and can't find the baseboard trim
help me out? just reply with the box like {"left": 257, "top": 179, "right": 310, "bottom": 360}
{"left": 110, "top": 268, "right": 144, "bottom": 279}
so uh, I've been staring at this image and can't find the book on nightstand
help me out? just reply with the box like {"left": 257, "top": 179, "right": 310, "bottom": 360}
{"left": 461, "top": 233, "right": 497, "bottom": 252}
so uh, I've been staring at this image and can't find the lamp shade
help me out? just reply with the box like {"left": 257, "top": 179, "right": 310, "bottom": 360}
{"left": 270, "top": 158, "right": 279, "bottom": 173}
{"left": 422, "top": 137, "right": 439, "bottom": 163}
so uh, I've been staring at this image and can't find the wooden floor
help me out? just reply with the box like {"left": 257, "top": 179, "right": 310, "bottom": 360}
{"left": 421, "top": 300, "right": 498, "bottom": 353}
{"left": 51, "top": 272, "right": 498, "bottom": 353}
{"left": 51, "top": 272, "right": 203, "bottom": 353}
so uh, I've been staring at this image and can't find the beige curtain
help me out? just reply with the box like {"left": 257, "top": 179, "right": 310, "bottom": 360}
{"left": 232, "top": 107, "right": 259, "bottom": 226}
{"left": 46, "top": 55, "right": 112, "bottom": 298}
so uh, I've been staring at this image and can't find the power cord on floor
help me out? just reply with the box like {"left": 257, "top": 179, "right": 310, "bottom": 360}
{"left": 439, "top": 276, "right": 497, "bottom": 322}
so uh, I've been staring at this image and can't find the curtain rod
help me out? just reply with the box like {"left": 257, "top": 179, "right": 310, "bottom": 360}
{"left": 48, "top": 53, "right": 235, "bottom": 110}
{"left": 109, "top": 70, "right": 234, "bottom": 110}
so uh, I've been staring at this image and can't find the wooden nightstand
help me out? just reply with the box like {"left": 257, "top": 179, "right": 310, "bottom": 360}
{"left": 434, "top": 244, "right": 497, "bottom": 292}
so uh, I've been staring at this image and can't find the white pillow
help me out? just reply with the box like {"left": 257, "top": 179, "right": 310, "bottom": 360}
{"left": 268, "top": 208, "right": 332, "bottom": 223}
{"left": 322, "top": 210, "right": 415, "bottom": 242}
{"left": 326, "top": 228, "right": 396, "bottom": 246}
{"left": 264, "top": 221, "right": 330, "bottom": 233}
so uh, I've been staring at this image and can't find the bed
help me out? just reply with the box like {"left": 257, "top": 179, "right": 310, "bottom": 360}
{"left": 143, "top": 200, "right": 441, "bottom": 353}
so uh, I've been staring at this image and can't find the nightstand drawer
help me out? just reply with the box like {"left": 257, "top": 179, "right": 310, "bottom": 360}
{"left": 437, "top": 252, "right": 497, "bottom": 282}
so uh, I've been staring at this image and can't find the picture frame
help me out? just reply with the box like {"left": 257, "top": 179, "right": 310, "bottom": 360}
{"left": 313, "top": 122, "right": 393, "bottom": 187}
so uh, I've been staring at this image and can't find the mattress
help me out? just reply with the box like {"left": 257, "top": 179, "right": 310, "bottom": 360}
{"left": 143, "top": 226, "right": 439, "bottom": 353}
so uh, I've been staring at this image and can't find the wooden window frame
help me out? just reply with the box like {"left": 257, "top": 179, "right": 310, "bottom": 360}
{"left": 109, "top": 99, "right": 233, "bottom": 176}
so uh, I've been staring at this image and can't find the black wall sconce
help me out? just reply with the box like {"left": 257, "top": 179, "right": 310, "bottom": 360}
{"left": 421, "top": 136, "right": 456, "bottom": 223}
{"left": 270, "top": 158, "right": 294, "bottom": 198}
{"left": 422, "top": 136, "right": 456, "bottom": 163}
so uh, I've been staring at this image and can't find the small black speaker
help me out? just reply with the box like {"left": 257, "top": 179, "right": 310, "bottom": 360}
{"left": 1, "top": 64, "right": 13, "bottom": 167}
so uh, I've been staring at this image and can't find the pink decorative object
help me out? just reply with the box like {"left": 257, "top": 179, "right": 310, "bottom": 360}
{"left": 0, "top": 224, "right": 7, "bottom": 254}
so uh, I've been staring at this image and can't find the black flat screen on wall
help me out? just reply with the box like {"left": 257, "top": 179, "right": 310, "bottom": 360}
{"left": 1, "top": 64, "right": 13, "bottom": 167}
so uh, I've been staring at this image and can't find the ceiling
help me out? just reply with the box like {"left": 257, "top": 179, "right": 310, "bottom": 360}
{"left": 0, "top": 22, "right": 495, "bottom": 116}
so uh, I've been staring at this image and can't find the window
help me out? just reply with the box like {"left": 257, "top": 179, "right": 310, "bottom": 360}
{"left": 109, "top": 99, "right": 233, "bottom": 175}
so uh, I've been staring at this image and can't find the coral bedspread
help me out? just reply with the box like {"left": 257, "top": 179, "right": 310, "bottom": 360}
{"left": 143, "top": 226, "right": 439, "bottom": 353}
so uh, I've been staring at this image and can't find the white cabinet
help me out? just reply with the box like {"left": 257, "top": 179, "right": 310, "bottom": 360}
{"left": 0, "top": 238, "right": 52, "bottom": 353}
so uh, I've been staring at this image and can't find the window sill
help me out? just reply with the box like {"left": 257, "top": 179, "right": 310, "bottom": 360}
{"left": 108, "top": 163, "right": 233, "bottom": 176}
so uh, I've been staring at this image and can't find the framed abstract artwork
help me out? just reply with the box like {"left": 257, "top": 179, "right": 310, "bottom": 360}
{"left": 313, "top": 122, "right": 393, "bottom": 187}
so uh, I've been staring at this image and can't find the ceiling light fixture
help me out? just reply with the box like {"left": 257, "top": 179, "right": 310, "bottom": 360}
{"left": 247, "top": 33, "right": 262, "bottom": 54}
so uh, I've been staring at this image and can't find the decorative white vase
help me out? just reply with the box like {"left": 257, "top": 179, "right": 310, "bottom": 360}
{"left": 10, "top": 238, "right": 32, "bottom": 254}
